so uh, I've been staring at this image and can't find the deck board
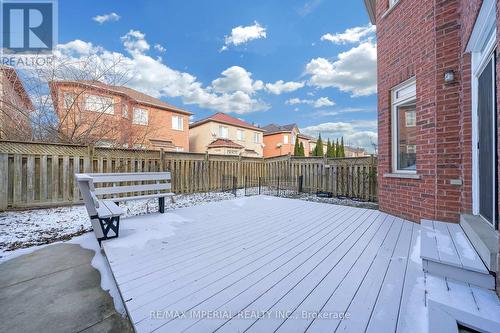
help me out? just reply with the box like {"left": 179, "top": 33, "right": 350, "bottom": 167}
{"left": 101, "top": 196, "right": 500, "bottom": 333}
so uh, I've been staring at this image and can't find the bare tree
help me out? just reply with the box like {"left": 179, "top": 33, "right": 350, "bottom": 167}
{"left": 1, "top": 53, "right": 162, "bottom": 148}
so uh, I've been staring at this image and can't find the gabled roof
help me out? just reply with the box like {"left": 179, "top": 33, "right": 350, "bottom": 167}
{"left": 262, "top": 123, "right": 298, "bottom": 135}
{"left": 0, "top": 66, "right": 34, "bottom": 111}
{"left": 49, "top": 80, "right": 192, "bottom": 115}
{"left": 297, "top": 133, "right": 314, "bottom": 140}
{"left": 207, "top": 138, "right": 244, "bottom": 149}
{"left": 190, "top": 112, "right": 264, "bottom": 131}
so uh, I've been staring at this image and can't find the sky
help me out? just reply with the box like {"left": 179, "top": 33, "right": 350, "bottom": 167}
{"left": 56, "top": 0, "right": 377, "bottom": 151}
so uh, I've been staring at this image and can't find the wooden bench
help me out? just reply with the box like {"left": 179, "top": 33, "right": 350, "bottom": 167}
{"left": 75, "top": 172, "right": 174, "bottom": 245}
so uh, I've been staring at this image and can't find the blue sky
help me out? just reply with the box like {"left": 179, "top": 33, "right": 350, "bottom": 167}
{"left": 57, "top": 0, "right": 377, "bottom": 150}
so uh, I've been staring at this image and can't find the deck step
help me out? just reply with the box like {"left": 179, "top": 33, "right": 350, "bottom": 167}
{"left": 420, "top": 220, "right": 495, "bottom": 290}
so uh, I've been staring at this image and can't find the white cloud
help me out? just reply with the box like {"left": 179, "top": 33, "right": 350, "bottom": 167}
{"left": 265, "top": 80, "right": 305, "bottom": 95}
{"left": 285, "top": 96, "right": 335, "bottom": 108}
{"left": 305, "top": 41, "right": 377, "bottom": 97}
{"left": 92, "top": 12, "right": 120, "bottom": 24}
{"left": 55, "top": 32, "right": 269, "bottom": 115}
{"left": 211, "top": 66, "right": 263, "bottom": 94}
{"left": 121, "top": 30, "right": 150, "bottom": 54}
{"left": 313, "top": 97, "right": 335, "bottom": 108}
{"left": 154, "top": 44, "right": 166, "bottom": 53}
{"left": 321, "top": 24, "right": 375, "bottom": 45}
{"left": 296, "top": 0, "right": 324, "bottom": 16}
{"left": 300, "top": 120, "right": 377, "bottom": 152}
{"left": 221, "top": 21, "right": 267, "bottom": 51}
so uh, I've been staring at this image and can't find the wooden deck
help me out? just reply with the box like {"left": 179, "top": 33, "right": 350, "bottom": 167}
{"left": 102, "top": 196, "right": 500, "bottom": 333}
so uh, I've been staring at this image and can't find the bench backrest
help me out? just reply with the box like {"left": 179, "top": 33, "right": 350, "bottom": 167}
{"left": 77, "top": 172, "right": 171, "bottom": 197}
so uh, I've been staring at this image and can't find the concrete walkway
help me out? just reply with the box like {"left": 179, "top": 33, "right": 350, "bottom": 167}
{"left": 0, "top": 243, "right": 132, "bottom": 333}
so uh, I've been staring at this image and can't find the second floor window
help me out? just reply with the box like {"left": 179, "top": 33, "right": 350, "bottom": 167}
{"left": 389, "top": 0, "right": 400, "bottom": 8}
{"left": 133, "top": 108, "right": 148, "bottom": 125}
{"left": 122, "top": 104, "right": 128, "bottom": 118}
{"left": 172, "top": 115, "right": 183, "bottom": 130}
{"left": 237, "top": 129, "right": 245, "bottom": 141}
{"left": 63, "top": 92, "right": 76, "bottom": 109}
{"left": 254, "top": 132, "right": 261, "bottom": 143}
{"left": 220, "top": 126, "right": 229, "bottom": 138}
{"left": 405, "top": 110, "right": 416, "bottom": 127}
{"left": 283, "top": 135, "right": 289, "bottom": 144}
{"left": 85, "top": 94, "right": 114, "bottom": 114}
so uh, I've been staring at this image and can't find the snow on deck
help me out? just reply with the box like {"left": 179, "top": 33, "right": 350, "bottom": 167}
{"left": 102, "top": 196, "right": 500, "bottom": 333}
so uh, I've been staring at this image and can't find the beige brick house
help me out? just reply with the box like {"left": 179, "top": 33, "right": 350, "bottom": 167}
{"left": 189, "top": 112, "right": 265, "bottom": 157}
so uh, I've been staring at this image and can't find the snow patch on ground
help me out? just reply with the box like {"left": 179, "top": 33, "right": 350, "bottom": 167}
{"left": 105, "top": 212, "right": 190, "bottom": 250}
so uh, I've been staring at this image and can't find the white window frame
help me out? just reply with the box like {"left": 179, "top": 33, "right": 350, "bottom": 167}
{"left": 132, "top": 108, "right": 148, "bottom": 125}
{"left": 283, "top": 134, "right": 289, "bottom": 144}
{"left": 391, "top": 76, "right": 417, "bottom": 174}
{"left": 236, "top": 129, "right": 245, "bottom": 141}
{"left": 254, "top": 132, "right": 260, "bottom": 144}
{"left": 172, "top": 115, "right": 183, "bottom": 131}
{"left": 85, "top": 94, "right": 114, "bottom": 114}
{"left": 219, "top": 126, "right": 229, "bottom": 139}
{"left": 406, "top": 144, "right": 416, "bottom": 154}
{"left": 467, "top": 0, "right": 497, "bottom": 223}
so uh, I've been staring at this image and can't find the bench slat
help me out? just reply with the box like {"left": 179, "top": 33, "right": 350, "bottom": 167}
{"left": 94, "top": 183, "right": 171, "bottom": 196}
{"left": 104, "top": 193, "right": 174, "bottom": 203}
{"left": 89, "top": 172, "right": 171, "bottom": 183}
{"left": 101, "top": 200, "right": 125, "bottom": 216}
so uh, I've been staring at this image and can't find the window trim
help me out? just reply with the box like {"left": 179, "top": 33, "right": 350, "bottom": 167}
{"left": 172, "top": 115, "right": 184, "bottom": 131}
{"left": 254, "top": 132, "right": 261, "bottom": 144}
{"left": 219, "top": 125, "right": 229, "bottom": 139}
{"left": 84, "top": 94, "right": 114, "bottom": 114}
{"left": 236, "top": 129, "right": 245, "bottom": 141}
{"left": 391, "top": 77, "right": 417, "bottom": 174}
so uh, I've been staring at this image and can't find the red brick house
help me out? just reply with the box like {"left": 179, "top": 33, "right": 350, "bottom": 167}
{"left": 50, "top": 80, "right": 192, "bottom": 151}
{"left": 364, "top": 0, "right": 499, "bottom": 290}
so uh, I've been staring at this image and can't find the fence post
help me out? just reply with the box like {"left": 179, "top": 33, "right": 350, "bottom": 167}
{"left": 258, "top": 177, "right": 261, "bottom": 195}
{"left": 159, "top": 148, "right": 164, "bottom": 171}
{"left": 0, "top": 153, "right": 8, "bottom": 210}
{"left": 233, "top": 176, "right": 237, "bottom": 196}
{"left": 86, "top": 144, "right": 94, "bottom": 172}
{"left": 298, "top": 175, "right": 303, "bottom": 194}
{"left": 277, "top": 176, "right": 280, "bottom": 196}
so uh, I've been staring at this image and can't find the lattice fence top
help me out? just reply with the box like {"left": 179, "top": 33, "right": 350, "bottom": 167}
{"left": 0, "top": 141, "right": 88, "bottom": 156}
{"left": 93, "top": 147, "right": 160, "bottom": 159}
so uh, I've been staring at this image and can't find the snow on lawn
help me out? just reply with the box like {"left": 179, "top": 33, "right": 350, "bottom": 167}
{"left": 0, "top": 190, "right": 242, "bottom": 252}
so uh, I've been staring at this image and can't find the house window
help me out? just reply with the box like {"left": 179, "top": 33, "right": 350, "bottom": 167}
{"left": 133, "top": 108, "right": 148, "bottom": 125}
{"left": 219, "top": 126, "right": 229, "bottom": 138}
{"left": 122, "top": 104, "right": 128, "bottom": 118}
{"left": 85, "top": 94, "right": 114, "bottom": 114}
{"left": 405, "top": 110, "right": 416, "bottom": 127}
{"left": 392, "top": 77, "right": 417, "bottom": 172}
{"left": 63, "top": 92, "right": 76, "bottom": 109}
{"left": 175, "top": 147, "right": 184, "bottom": 152}
{"left": 172, "top": 115, "right": 183, "bottom": 130}
{"left": 254, "top": 132, "right": 261, "bottom": 143}
{"left": 283, "top": 135, "right": 289, "bottom": 144}
{"left": 237, "top": 129, "right": 245, "bottom": 141}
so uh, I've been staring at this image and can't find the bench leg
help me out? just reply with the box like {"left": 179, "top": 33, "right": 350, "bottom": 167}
{"left": 159, "top": 197, "right": 165, "bottom": 213}
{"left": 92, "top": 215, "right": 120, "bottom": 245}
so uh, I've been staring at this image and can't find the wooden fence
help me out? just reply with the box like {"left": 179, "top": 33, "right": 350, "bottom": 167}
{"left": 0, "top": 140, "right": 377, "bottom": 210}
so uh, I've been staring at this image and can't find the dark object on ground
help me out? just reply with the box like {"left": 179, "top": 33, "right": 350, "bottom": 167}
{"left": 316, "top": 191, "right": 333, "bottom": 198}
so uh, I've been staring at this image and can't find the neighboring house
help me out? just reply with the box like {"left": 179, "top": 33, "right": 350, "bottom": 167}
{"left": 0, "top": 66, "right": 34, "bottom": 140}
{"left": 49, "top": 80, "right": 191, "bottom": 151}
{"left": 297, "top": 133, "right": 314, "bottom": 157}
{"left": 308, "top": 137, "right": 327, "bottom": 156}
{"left": 344, "top": 146, "right": 368, "bottom": 158}
{"left": 364, "top": 0, "right": 500, "bottom": 290}
{"left": 189, "top": 112, "right": 265, "bottom": 157}
{"left": 262, "top": 123, "right": 300, "bottom": 157}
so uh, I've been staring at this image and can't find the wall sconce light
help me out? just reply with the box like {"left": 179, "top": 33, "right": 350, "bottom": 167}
{"left": 444, "top": 70, "right": 455, "bottom": 82}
